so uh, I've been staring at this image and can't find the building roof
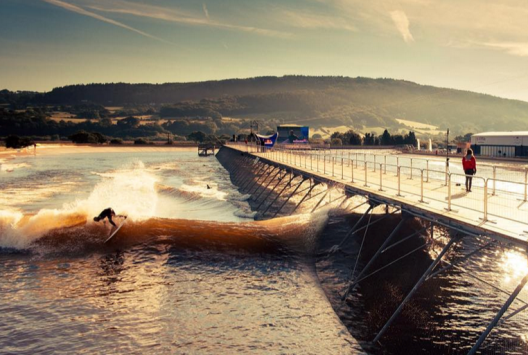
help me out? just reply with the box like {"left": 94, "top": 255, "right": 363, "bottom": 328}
{"left": 277, "top": 124, "right": 303, "bottom": 128}
{"left": 473, "top": 131, "right": 528, "bottom": 137}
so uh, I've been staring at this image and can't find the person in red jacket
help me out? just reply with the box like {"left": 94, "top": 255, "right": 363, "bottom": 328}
{"left": 462, "top": 148, "right": 477, "bottom": 192}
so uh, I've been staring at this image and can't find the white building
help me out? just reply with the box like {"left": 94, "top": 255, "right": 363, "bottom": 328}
{"left": 471, "top": 132, "right": 528, "bottom": 157}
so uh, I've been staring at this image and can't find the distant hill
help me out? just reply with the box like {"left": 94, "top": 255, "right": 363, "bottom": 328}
{"left": 4, "top": 76, "right": 528, "bottom": 136}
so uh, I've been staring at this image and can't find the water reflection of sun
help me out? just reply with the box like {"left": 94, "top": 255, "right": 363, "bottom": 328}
{"left": 501, "top": 250, "right": 528, "bottom": 284}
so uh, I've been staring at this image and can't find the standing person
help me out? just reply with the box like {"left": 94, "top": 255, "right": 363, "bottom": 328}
{"left": 462, "top": 149, "right": 477, "bottom": 192}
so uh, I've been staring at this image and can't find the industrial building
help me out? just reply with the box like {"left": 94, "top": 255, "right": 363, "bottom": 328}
{"left": 471, "top": 132, "right": 528, "bottom": 157}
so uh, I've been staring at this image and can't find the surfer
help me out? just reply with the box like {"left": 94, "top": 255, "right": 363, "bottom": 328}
{"left": 93, "top": 208, "right": 125, "bottom": 227}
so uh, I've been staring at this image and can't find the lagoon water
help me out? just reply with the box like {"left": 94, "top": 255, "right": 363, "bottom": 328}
{"left": 0, "top": 147, "right": 360, "bottom": 354}
{"left": 2, "top": 146, "right": 528, "bottom": 354}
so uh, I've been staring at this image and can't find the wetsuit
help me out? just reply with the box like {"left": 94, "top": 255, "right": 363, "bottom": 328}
{"left": 97, "top": 208, "right": 116, "bottom": 227}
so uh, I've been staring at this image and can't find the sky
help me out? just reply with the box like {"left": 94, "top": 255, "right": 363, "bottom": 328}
{"left": 2, "top": 0, "right": 528, "bottom": 101}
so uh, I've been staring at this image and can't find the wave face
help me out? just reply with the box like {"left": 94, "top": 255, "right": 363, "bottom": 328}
{"left": 0, "top": 147, "right": 363, "bottom": 354}
{"left": 0, "top": 150, "right": 260, "bottom": 250}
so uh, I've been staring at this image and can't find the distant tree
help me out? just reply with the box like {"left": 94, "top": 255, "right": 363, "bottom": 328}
{"left": 404, "top": 131, "right": 417, "bottom": 146}
{"left": 343, "top": 130, "right": 362, "bottom": 145}
{"left": 393, "top": 134, "right": 405, "bottom": 145}
{"left": 312, "top": 133, "right": 322, "bottom": 139}
{"left": 331, "top": 132, "right": 344, "bottom": 140}
{"left": 380, "top": 129, "right": 392, "bottom": 145}
{"left": 331, "top": 138, "right": 343, "bottom": 146}
{"left": 454, "top": 133, "right": 473, "bottom": 142}
{"left": 117, "top": 116, "right": 141, "bottom": 129}
{"left": 364, "top": 132, "right": 379, "bottom": 145}
{"left": 68, "top": 130, "right": 107, "bottom": 144}
{"left": 110, "top": 138, "right": 123, "bottom": 144}
{"left": 134, "top": 138, "right": 148, "bottom": 145}
{"left": 5, "top": 135, "right": 33, "bottom": 149}
{"left": 188, "top": 131, "right": 206, "bottom": 143}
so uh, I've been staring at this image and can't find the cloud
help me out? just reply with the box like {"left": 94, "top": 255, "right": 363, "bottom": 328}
{"left": 278, "top": 9, "right": 356, "bottom": 32}
{"left": 85, "top": 1, "right": 292, "bottom": 39}
{"left": 42, "top": 0, "right": 173, "bottom": 44}
{"left": 481, "top": 42, "right": 528, "bottom": 57}
{"left": 390, "top": 10, "right": 414, "bottom": 43}
{"left": 202, "top": 4, "right": 209, "bottom": 20}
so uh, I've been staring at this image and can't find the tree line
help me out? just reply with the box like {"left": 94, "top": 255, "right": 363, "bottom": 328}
{"left": 329, "top": 129, "right": 417, "bottom": 146}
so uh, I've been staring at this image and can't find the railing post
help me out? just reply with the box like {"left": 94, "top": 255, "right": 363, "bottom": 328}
{"left": 351, "top": 160, "right": 354, "bottom": 183}
{"left": 379, "top": 164, "right": 383, "bottom": 191}
{"left": 332, "top": 157, "right": 335, "bottom": 177}
{"left": 324, "top": 155, "right": 326, "bottom": 174}
{"left": 447, "top": 174, "right": 452, "bottom": 211}
{"left": 410, "top": 158, "right": 413, "bottom": 180}
{"left": 523, "top": 168, "right": 528, "bottom": 202}
{"left": 484, "top": 179, "right": 488, "bottom": 222}
{"left": 384, "top": 156, "right": 387, "bottom": 174}
{"left": 374, "top": 155, "right": 376, "bottom": 172}
{"left": 397, "top": 167, "right": 401, "bottom": 196}
{"left": 426, "top": 160, "right": 429, "bottom": 182}
{"left": 364, "top": 161, "right": 368, "bottom": 187}
{"left": 492, "top": 166, "right": 496, "bottom": 196}
{"left": 420, "top": 169, "right": 424, "bottom": 202}
{"left": 310, "top": 154, "right": 313, "bottom": 170}
{"left": 445, "top": 159, "right": 448, "bottom": 186}
{"left": 396, "top": 157, "right": 399, "bottom": 167}
{"left": 341, "top": 158, "right": 344, "bottom": 179}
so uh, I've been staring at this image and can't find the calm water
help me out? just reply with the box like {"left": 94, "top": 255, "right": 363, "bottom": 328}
{"left": 0, "top": 147, "right": 360, "bottom": 354}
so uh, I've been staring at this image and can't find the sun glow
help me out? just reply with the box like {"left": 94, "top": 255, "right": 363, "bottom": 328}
{"left": 501, "top": 250, "right": 528, "bottom": 284}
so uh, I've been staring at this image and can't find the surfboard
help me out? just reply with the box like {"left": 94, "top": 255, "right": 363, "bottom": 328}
{"left": 104, "top": 217, "right": 127, "bottom": 243}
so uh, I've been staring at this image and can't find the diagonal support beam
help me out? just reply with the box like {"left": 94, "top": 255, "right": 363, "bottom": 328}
{"left": 373, "top": 236, "right": 458, "bottom": 343}
{"left": 311, "top": 189, "right": 329, "bottom": 213}
{"left": 262, "top": 174, "right": 297, "bottom": 215}
{"left": 290, "top": 181, "right": 318, "bottom": 215}
{"left": 273, "top": 177, "right": 308, "bottom": 217}
{"left": 240, "top": 163, "right": 268, "bottom": 191}
{"left": 468, "top": 271, "right": 528, "bottom": 355}
{"left": 336, "top": 205, "right": 374, "bottom": 250}
{"left": 344, "top": 217, "right": 408, "bottom": 295}
{"left": 244, "top": 165, "right": 274, "bottom": 194}
{"left": 254, "top": 169, "right": 283, "bottom": 203}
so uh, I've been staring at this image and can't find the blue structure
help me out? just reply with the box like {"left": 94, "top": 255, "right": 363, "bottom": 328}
{"left": 277, "top": 125, "right": 309, "bottom": 144}
{"left": 256, "top": 132, "right": 279, "bottom": 148}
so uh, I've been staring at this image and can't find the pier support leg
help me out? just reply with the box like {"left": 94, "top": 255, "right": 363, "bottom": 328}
{"left": 244, "top": 165, "right": 274, "bottom": 193}
{"left": 343, "top": 217, "right": 408, "bottom": 297}
{"left": 273, "top": 177, "right": 308, "bottom": 217}
{"left": 231, "top": 158, "right": 250, "bottom": 184}
{"left": 467, "top": 271, "right": 528, "bottom": 355}
{"left": 233, "top": 157, "right": 255, "bottom": 184}
{"left": 311, "top": 189, "right": 330, "bottom": 213}
{"left": 236, "top": 159, "right": 260, "bottom": 186}
{"left": 261, "top": 174, "right": 297, "bottom": 215}
{"left": 290, "top": 181, "right": 318, "bottom": 215}
{"left": 254, "top": 168, "right": 283, "bottom": 202}
{"left": 335, "top": 205, "right": 374, "bottom": 251}
{"left": 373, "top": 237, "right": 458, "bottom": 343}
{"left": 240, "top": 163, "right": 268, "bottom": 191}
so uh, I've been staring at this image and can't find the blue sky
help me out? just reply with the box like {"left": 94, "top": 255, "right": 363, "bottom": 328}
{"left": 2, "top": 0, "right": 528, "bottom": 101}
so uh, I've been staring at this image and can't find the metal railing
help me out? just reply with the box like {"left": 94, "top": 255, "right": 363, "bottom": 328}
{"left": 244, "top": 145, "right": 528, "bottom": 227}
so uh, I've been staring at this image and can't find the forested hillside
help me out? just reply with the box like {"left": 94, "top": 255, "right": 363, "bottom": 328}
{"left": 3, "top": 76, "right": 528, "bottom": 137}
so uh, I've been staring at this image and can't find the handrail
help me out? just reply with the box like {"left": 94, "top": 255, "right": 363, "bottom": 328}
{"left": 243, "top": 145, "right": 528, "bottom": 226}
